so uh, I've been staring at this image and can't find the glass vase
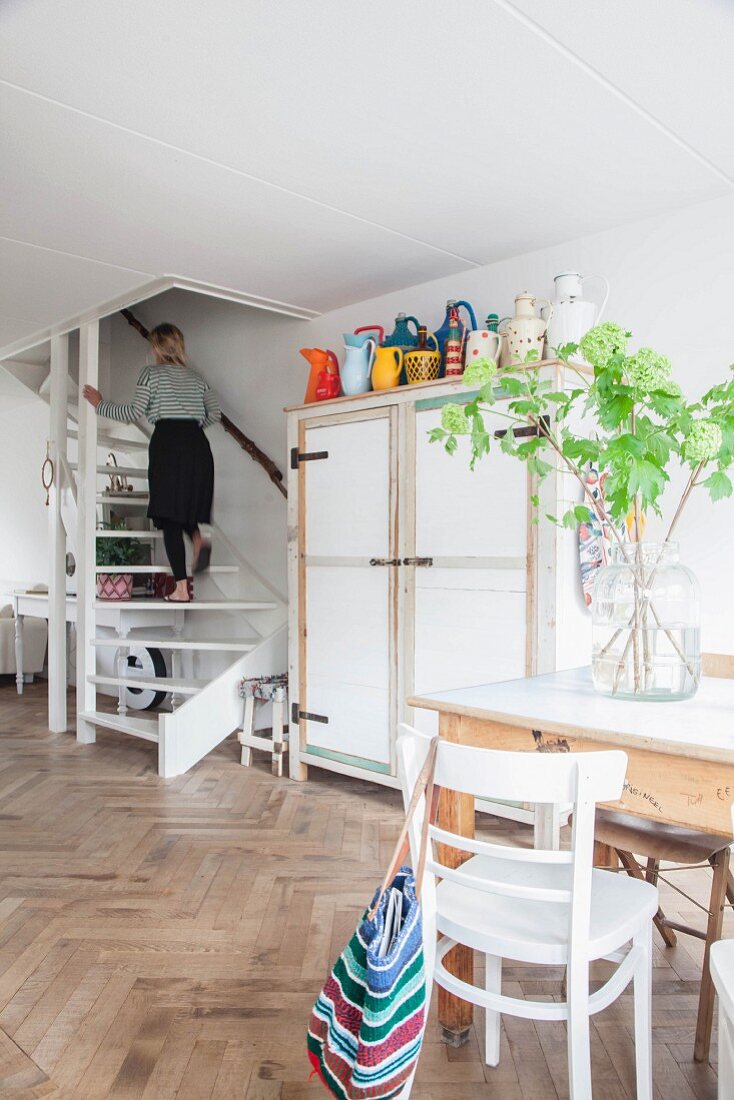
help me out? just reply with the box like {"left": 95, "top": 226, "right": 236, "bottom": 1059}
{"left": 591, "top": 541, "right": 701, "bottom": 701}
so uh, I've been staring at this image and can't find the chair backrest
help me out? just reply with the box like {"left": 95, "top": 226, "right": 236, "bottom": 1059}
{"left": 397, "top": 724, "right": 628, "bottom": 964}
{"left": 702, "top": 652, "right": 734, "bottom": 680}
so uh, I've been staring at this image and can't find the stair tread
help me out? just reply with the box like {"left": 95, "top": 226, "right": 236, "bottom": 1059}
{"left": 71, "top": 464, "right": 148, "bottom": 477}
{"left": 96, "top": 529, "right": 162, "bottom": 539}
{"left": 97, "top": 492, "right": 150, "bottom": 502}
{"left": 68, "top": 430, "right": 149, "bottom": 452}
{"left": 93, "top": 599, "right": 277, "bottom": 610}
{"left": 79, "top": 710, "right": 159, "bottom": 742}
{"left": 92, "top": 636, "right": 257, "bottom": 651}
{"left": 90, "top": 674, "right": 207, "bottom": 694}
{"left": 94, "top": 564, "right": 237, "bottom": 574}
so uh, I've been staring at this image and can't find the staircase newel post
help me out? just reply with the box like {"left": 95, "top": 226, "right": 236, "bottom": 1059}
{"left": 76, "top": 321, "right": 99, "bottom": 743}
{"left": 48, "top": 334, "right": 69, "bottom": 732}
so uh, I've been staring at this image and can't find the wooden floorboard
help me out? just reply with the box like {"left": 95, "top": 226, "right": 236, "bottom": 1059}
{"left": 0, "top": 679, "right": 726, "bottom": 1098}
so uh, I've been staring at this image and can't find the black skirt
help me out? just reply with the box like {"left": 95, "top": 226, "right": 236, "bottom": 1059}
{"left": 148, "top": 420, "right": 214, "bottom": 529}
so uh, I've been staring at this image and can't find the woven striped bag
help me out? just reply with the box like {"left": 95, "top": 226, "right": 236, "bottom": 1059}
{"left": 307, "top": 739, "right": 439, "bottom": 1099}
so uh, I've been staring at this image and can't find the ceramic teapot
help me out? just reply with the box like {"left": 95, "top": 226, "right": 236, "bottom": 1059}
{"left": 341, "top": 338, "right": 377, "bottom": 396}
{"left": 343, "top": 325, "right": 385, "bottom": 349}
{"left": 543, "top": 272, "right": 610, "bottom": 356}
{"left": 372, "top": 346, "right": 404, "bottom": 391}
{"left": 300, "top": 348, "right": 339, "bottom": 404}
{"left": 502, "top": 292, "right": 553, "bottom": 367}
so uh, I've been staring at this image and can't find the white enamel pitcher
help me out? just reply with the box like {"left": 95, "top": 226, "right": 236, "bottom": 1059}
{"left": 544, "top": 272, "right": 610, "bottom": 355}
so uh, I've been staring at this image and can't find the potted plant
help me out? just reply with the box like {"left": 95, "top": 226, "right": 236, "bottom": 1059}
{"left": 431, "top": 323, "right": 734, "bottom": 700}
{"left": 96, "top": 528, "right": 143, "bottom": 601}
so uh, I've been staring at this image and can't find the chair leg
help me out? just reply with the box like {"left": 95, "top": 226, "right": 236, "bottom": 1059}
{"left": 725, "top": 867, "right": 734, "bottom": 909}
{"left": 484, "top": 954, "right": 501, "bottom": 1067}
{"left": 633, "top": 920, "right": 653, "bottom": 1100}
{"left": 695, "top": 848, "right": 729, "bottom": 1063}
{"left": 617, "top": 849, "right": 677, "bottom": 948}
{"left": 566, "top": 960, "right": 592, "bottom": 1100}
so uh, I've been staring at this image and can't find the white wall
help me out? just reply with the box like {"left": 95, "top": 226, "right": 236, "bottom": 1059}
{"left": 0, "top": 369, "right": 51, "bottom": 602}
{"left": 107, "top": 193, "right": 734, "bottom": 655}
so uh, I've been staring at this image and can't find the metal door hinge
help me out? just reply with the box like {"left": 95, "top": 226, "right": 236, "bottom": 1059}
{"left": 290, "top": 448, "right": 329, "bottom": 469}
{"left": 369, "top": 557, "right": 401, "bottom": 567}
{"left": 291, "top": 702, "right": 328, "bottom": 725}
{"left": 402, "top": 556, "right": 434, "bottom": 567}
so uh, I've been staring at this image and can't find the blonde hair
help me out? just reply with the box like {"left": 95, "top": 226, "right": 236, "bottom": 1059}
{"left": 149, "top": 323, "right": 187, "bottom": 366}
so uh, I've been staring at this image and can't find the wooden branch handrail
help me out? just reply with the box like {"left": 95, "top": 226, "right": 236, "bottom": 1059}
{"left": 120, "top": 308, "right": 287, "bottom": 498}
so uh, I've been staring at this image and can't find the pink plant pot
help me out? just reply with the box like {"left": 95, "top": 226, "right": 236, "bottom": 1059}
{"left": 96, "top": 573, "right": 133, "bottom": 600}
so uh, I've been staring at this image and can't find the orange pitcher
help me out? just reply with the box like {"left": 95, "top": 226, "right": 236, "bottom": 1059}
{"left": 371, "top": 346, "right": 403, "bottom": 390}
{"left": 300, "top": 348, "right": 339, "bottom": 404}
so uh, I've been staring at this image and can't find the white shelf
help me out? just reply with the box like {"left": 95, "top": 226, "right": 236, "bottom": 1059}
{"left": 78, "top": 710, "right": 159, "bottom": 742}
{"left": 92, "top": 635, "right": 257, "bottom": 652}
{"left": 89, "top": 674, "right": 207, "bottom": 695}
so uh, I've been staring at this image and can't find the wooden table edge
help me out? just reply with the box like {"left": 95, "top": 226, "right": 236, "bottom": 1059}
{"left": 407, "top": 695, "right": 734, "bottom": 767}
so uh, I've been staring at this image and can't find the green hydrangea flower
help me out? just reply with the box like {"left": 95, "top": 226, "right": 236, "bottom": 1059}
{"left": 463, "top": 356, "right": 497, "bottom": 388}
{"left": 441, "top": 403, "right": 471, "bottom": 435}
{"left": 625, "top": 347, "right": 674, "bottom": 393}
{"left": 685, "top": 420, "right": 723, "bottom": 464}
{"left": 578, "top": 322, "right": 628, "bottom": 369}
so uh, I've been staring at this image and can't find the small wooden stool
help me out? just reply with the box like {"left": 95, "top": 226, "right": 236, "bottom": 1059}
{"left": 238, "top": 674, "right": 288, "bottom": 777}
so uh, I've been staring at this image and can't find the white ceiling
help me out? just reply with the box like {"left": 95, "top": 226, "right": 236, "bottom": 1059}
{"left": 1, "top": 0, "right": 733, "bottom": 357}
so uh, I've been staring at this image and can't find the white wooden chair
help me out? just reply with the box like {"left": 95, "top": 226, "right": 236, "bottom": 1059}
{"left": 708, "top": 803, "right": 734, "bottom": 1098}
{"left": 396, "top": 725, "right": 658, "bottom": 1099}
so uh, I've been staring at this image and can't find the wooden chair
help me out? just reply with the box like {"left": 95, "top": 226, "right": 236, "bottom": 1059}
{"left": 594, "top": 652, "right": 734, "bottom": 1064}
{"left": 710, "top": 804, "right": 734, "bottom": 1100}
{"left": 398, "top": 725, "right": 658, "bottom": 1099}
{"left": 237, "top": 674, "right": 288, "bottom": 777}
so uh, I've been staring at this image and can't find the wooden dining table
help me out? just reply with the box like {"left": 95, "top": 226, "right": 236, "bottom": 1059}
{"left": 408, "top": 665, "right": 734, "bottom": 1046}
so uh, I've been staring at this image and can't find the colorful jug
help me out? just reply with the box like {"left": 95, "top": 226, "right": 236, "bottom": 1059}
{"left": 315, "top": 356, "right": 342, "bottom": 401}
{"left": 502, "top": 292, "right": 553, "bottom": 367}
{"left": 300, "top": 348, "right": 339, "bottom": 404}
{"left": 384, "top": 313, "right": 420, "bottom": 350}
{"left": 341, "top": 339, "right": 376, "bottom": 396}
{"left": 464, "top": 314, "right": 508, "bottom": 366}
{"left": 404, "top": 328, "right": 440, "bottom": 385}
{"left": 434, "top": 299, "right": 478, "bottom": 374}
{"left": 372, "top": 346, "right": 404, "bottom": 391}
{"left": 343, "top": 325, "right": 385, "bottom": 348}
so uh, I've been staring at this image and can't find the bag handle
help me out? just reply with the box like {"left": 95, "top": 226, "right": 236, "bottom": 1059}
{"left": 368, "top": 737, "right": 440, "bottom": 919}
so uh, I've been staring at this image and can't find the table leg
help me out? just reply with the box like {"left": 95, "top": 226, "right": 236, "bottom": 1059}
{"left": 437, "top": 714, "right": 475, "bottom": 1047}
{"left": 14, "top": 614, "right": 24, "bottom": 695}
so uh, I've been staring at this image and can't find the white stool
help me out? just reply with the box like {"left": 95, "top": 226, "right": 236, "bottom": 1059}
{"left": 238, "top": 675, "right": 288, "bottom": 777}
{"left": 711, "top": 935, "right": 734, "bottom": 1094}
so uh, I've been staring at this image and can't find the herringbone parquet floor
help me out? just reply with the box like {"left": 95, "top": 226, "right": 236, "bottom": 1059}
{"left": 0, "top": 681, "right": 728, "bottom": 1098}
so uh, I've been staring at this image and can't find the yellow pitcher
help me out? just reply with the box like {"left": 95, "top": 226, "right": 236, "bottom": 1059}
{"left": 371, "top": 346, "right": 403, "bottom": 391}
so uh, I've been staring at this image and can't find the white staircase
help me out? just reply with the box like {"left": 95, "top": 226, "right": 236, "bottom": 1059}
{"left": 50, "top": 325, "right": 287, "bottom": 778}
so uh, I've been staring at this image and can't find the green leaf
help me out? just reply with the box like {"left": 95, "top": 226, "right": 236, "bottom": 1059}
{"left": 530, "top": 493, "right": 539, "bottom": 507}
{"left": 703, "top": 470, "right": 733, "bottom": 501}
{"left": 562, "top": 437, "right": 600, "bottom": 465}
{"left": 628, "top": 458, "right": 668, "bottom": 503}
{"left": 573, "top": 504, "right": 592, "bottom": 523}
{"left": 562, "top": 509, "right": 578, "bottom": 529}
{"left": 527, "top": 456, "right": 552, "bottom": 478}
{"left": 598, "top": 392, "right": 634, "bottom": 430}
{"left": 428, "top": 427, "right": 447, "bottom": 443}
{"left": 444, "top": 435, "right": 458, "bottom": 455}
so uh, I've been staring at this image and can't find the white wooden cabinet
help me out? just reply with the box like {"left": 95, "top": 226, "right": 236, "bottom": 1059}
{"left": 287, "top": 364, "right": 580, "bottom": 792}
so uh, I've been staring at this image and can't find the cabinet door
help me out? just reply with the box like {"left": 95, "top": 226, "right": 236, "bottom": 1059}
{"left": 409, "top": 403, "right": 529, "bottom": 728}
{"left": 301, "top": 412, "right": 397, "bottom": 774}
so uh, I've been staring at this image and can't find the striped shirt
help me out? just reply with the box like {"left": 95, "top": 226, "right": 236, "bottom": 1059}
{"left": 97, "top": 364, "right": 221, "bottom": 427}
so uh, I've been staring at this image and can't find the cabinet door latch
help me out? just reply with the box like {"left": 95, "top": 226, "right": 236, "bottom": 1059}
{"left": 402, "top": 556, "right": 434, "bottom": 567}
{"left": 290, "top": 448, "right": 329, "bottom": 469}
{"left": 369, "top": 557, "right": 401, "bottom": 567}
